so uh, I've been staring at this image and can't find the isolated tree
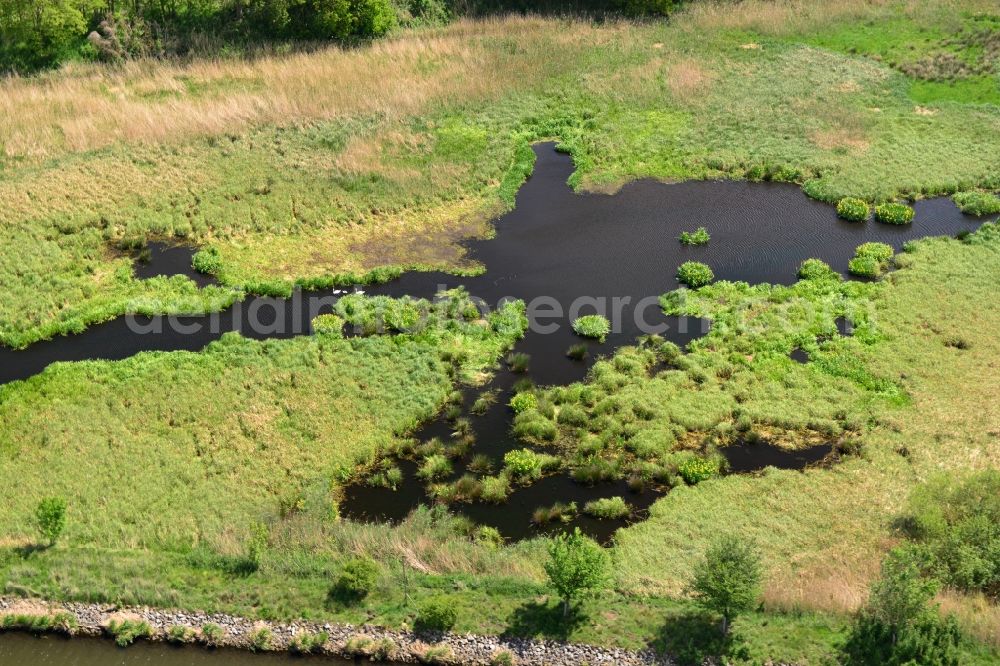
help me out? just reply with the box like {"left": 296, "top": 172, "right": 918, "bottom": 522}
{"left": 35, "top": 496, "right": 67, "bottom": 546}
{"left": 544, "top": 527, "right": 608, "bottom": 618}
{"left": 690, "top": 534, "right": 762, "bottom": 635}
{"left": 842, "top": 547, "right": 961, "bottom": 665}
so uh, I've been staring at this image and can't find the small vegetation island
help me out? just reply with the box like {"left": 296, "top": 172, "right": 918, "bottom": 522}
{"left": 1, "top": 1, "right": 1000, "bottom": 665}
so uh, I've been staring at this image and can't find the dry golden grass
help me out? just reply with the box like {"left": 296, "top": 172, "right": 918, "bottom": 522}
{"left": 0, "top": 17, "right": 627, "bottom": 162}
{"left": 675, "top": 0, "right": 992, "bottom": 37}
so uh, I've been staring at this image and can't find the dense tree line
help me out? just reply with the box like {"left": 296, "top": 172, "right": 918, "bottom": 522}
{"left": 0, "top": 0, "right": 682, "bottom": 73}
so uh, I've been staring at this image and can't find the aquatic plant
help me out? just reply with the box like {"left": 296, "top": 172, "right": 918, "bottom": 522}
{"left": 572, "top": 458, "right": 620, "bottom": 484}
{"left": 470, "top": 390, "right": 498, "bottom": 415}
{"left": 468, "top": 454, "right": 494, "bottom": 474}
{"left": 677, "top": 261, "right": 715, "bottom": 287}
{"left": 506, "top": 351, "right": 531, "bottom": 373}
{"left": 480, "top": 474, "right": 511, "bottom": 503}
{"left": 532, "top": 500, "right": 578, "bottom": 524}
{"left": 679, "top": 226, "right": 711, "bottom": 245}
{"left": 848, "top": 256, "right": 881, "bottom": 278}
{"left": 953, "top": 191, "right": 1000, "bottom": 216}
{"left": 797, "top": 258, "right": 838, "bottom": 281}
{"left": 566, "top": 343, "right": 589, "bottom": 360}
{"left": 836, "top": 197, "right": 870, "bottom": 221}
{"left": 503, "top": 448, "right": 543, "bottom": 480}
{"left": 509, "top": 391, "right": 538, "bottom": 414}
{"left": 572, "top": 314, "right": 611, "bottom": 342}
{"left": 583, "top": 496, "right": 631, "bottom": 520}
{"left": 849, "top": 242, "right": 894, "bottom": 277}
{"left": 678, "top": 456, "right": 720, "bottom": 485}
{"left": 512, "top": 412, "right": 558, "bottom": 442}
{"left": 191, "top": 246, "right": 223, "bottom": 274}
{"left": 415, "top": 597, "right": 458, "bottom": 632}
{"left": 875, "top": 202, "right": 915, "bottom": 225}
{"left": 856, "top": 242, "right": 894, "bottom": 263}
{"left": 417, "top": 454, "right": 453, "bottom": 481}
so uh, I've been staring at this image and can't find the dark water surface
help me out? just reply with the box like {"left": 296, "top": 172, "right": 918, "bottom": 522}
{"left": 0, "top": 633, "right": 367, "bottom": 666}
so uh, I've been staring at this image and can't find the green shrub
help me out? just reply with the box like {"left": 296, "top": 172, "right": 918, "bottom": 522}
{"left": 836, "top": 197, "right": 870, "bottom": 221}
{"left": 417, "top": 454, "right": 453, "bottom": 481}
{"left": 474, "top": 525, "right": 504, "bottom": 548}
{"left": 415, "top": 597, "right": 458, "bottom": 632}
{"left": 331, "top": 557, "right": 379, "bottom": 604}
{"left": 953, "top": 191, "right": 1000, "bottom": 216}
{"left": 35, "top": 496, "right": 66, "bottom": 546}
{"left": 503, "top": 448, "right": 543, "bottom": 480}
{"left": 797, "top": 258, "right": 838, "bottom": 281}
{"left": 572, "top": 315, "right": 611, "bottom": 342}
{"left": 842, "top": 548, "right": 960, "bottom": 666}
{"left": 678, "top": 456, "right": 720, "bottom": 485}
{"left": 199, "top": 622, "right": 224, "bottom": 647}
{"left": 902, "top": 471, "right": 1000, "bottom": 595}
{"left": 345, "top": 634, "right": 398, "bottom": 659}
{"left": 311, "top": 314, "right": 345, "bottom": 337}
{"left": 583, "top": 496, "right": 631, "bottom": 520}
{"left": 848, "top": 256, "right": 881, "bottom": 278}
{"left": 512, "top": 413, "right": 558, "bottom": 442}
{"left": 107, "top": 619, "right": 153, "bottom": 647}
{"left": 556, "top": 404, "right": 589, "bottom": 427}
{"left": 677, "top": 261, "right": 714, "bottom": 287}
{"left": 509, "top": 392, "right": 538, "bottom": 414}
{"left": 678, "top": 227, "right": 711, "bottom": 245}
{"left": 875, "top": 202, "right": 915, "bottom": 225}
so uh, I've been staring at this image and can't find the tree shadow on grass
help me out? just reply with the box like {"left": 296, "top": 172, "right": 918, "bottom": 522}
{"left": 15, "top": 543, "right": 48, "bottom": 559}
{"left": 502, "top": 599, "right": 586, "bottom": 642}
{"left": 652, "top": 611, "right": 749, "bottom": 666}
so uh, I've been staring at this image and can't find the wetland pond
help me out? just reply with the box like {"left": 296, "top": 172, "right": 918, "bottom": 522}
{"left": 0, "top": 143, "right": 990, "bottom": 544}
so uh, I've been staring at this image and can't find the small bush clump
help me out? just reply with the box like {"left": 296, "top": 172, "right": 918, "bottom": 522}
{"left": 248, "top": 626, "right": 273, "bottom": 651}
{"left": 417, "top": 454, "right": 453, "bottom": 481}
{"left": 849, "top": 242, "right": 894, "bottom": 278}
{"left": 678, "top": 227, "right": 711, "bottom": 245}
{"left": 415, "top": 597, "right": 458, "bottom": 632}
{"left": 506, "top": 352, "right": 531, "bottom": 373}
{"left": 330, "top": 557, "right": 379, "bottom": 604}
{"left": 532, "top": 501, "right": 578, "bottom": 524}
{"left": 107, "top": 619, "right": 153, "bottom": 647}
{"left": 874, "top": 202, "right": 915, "bottom": 225}
{"left": 480, "top": 475, "right": 511, "bottom": 503}
{"left": 583, "top": 496, "right": 631, "bottom": 520}
{"left": 311, "top": 314, "right": 345, "bottom": 337}
{"left": 503, "top": 448, "right": 543, "bottom": 481}
{"left": 953, "top": 191, "right": 1000, "bottom": 216}
{"left": 572, "top": 315, "right": 611, "bottom": 342}
{"left": 288, "top": 630, "right": 328, "bottom": 654}
{"left": 797, "top": 258, "right": 838, "bottom": 281}
{"left": 678, "top": 456, "right": 720, "bottom": 485}
{"left": 199, "top": 622, "right": 224, "bottom": 647}
{"left": 166, "top": 625, "right": 194, "bottom": 643}
{"left": 836, "top": 197, "right": 870, "bottom": 221}
{"left": 509, "top": 392, "right": 537, "bottom": 414}
{"left": 677, "top": 261, "right": 714, "bottom": 287}
{"left": 566, "top": 343, "right": 589, "bottom": 360}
